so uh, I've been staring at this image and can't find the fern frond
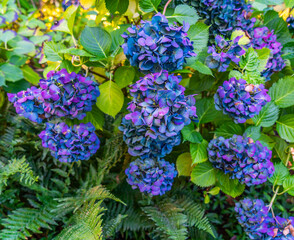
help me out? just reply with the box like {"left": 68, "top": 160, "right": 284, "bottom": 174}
{"left": 102, "top": 214, "right": 127, "bottom": 239}
{"left": 142, "top": 202, "right": 188, "bottom": 240}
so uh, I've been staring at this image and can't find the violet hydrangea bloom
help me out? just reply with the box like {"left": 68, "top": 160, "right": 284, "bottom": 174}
{"left": 124, "top": 71, "right": 197, "bottom": 139}
{"left": 39, "top": 69, "right": 100, "bottom": 120}
{"left": 249, "top": 27, "right": 285, "bottom": 80}
{"left": 287, "top": 16, "right": 294, "bottom": 34}
{"left": 121, "top": 13, "right": 196, "bottom": 73}
{"left": 208, "top": 135, "right": 274, "bottom": 186}
{"left": 214, "top": 77, "right": 271, "bottom": 124}
{"left": 39, "top": 122, "right": 100, "bottom": 162}
{"left": 206, "top": 35, "right": 246, "bottom": 72}
{"left": 125, "top": 157, "right": 177, "bottom": 196}
{"left": 7, "top": 87, "right": 45, "bottom": 124}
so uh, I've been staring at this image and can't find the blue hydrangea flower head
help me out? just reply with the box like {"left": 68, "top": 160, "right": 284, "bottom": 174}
{"left": 208, "top": 135, "right": 274, "bottom": 186}
{"left": 249, "top": 27, "right": 285, "bottom": 80}
{"left": 7, "top": 86, "right": 45, "bottom": 124}
{"left": 214, "top": 77, "right": 271, "bottom": 123}
{"left": 121, "top": 13, "right": 196, "bottom": 73}
{"left": 124, "top": 71, "right": 197, "bottom": 139}
{"left": 206, "top": 35, "right": 246, "bottom": 72}
{"left": 125, "top": 157, "right": 177, "bottom": 196}
{"left": 39, "top": 69, "right": 100, "bottom": 121}
{"left": 39, "top": 122, "right": 100, "bottom": 162}
{"left": 287, "top": 16, "right": 294, "bottom": 34}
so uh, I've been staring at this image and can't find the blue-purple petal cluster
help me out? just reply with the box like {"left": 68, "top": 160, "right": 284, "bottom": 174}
{"left": 7, "top": 87, "right": 45, "bottom": 124}
{"left": 39, "top": 122, "right": 100, "bottom": 162}
{"left": 214, "top": 77, "right": 271, "bottom": 123}
{"left": 287, "top": 16, "right": 294, "bottom": 34}
{"left": 249, "top": 27, "right": 285, "bottom": 80}
{"left": 121, "top": 13, "right": 196, "bottom": 73}
{"left": 206, "top": 35, "right": 245, "bottom": 72}
{"left": 208, "top": 135, "right": 274, "bottom": 186}
{"left": 180, "top": 0, "right": 256, "bottom": 40}
{"left": 39, "top": 69, "right": 100, "bottom": 120}
{"left": 235, "top": 198, "right": 294, "bottom": 239}
{"left": 125, "top": 158, "right": 177, "bottom": 196}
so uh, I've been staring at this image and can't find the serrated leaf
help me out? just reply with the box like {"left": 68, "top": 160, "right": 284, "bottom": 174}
{"left": 139, "top": 0, "right": 160, "bottom": 13}
{"left": 114, "top": 66, "right": 135, "bottom": 88}
{"left": 187, "top": 23, "right": 208, "bottom": 54}
{"left": 214, "top": 122, "right": 243, "bottom": 138}
{"left": 0, "top": 30, "right": 16, "bottom": 45}
{"left": 273, "top": 137, "right": 289, "bottom": 166}
{"left": 257, "top": 133, "right": 275, "bottom": 150}
{"left": 96, "top": 81, "right": 124, "bottom": 118}
{"left": 80, "top": 26, "right": 111, "bottom": 59}
{"left": 190, "top": 140, "right": 208, "bottom": 165}
{"left": 170, "top": 4, "right": 199, "bottom": 25}
{"left": 231, "top": 30, "right": 250, "bottom": 45}
{"left": 269, "top": 76, "right": 294, "bottom": 108}
{"left": 106, "top": 0, "right": 129, "bottom": 14}
{"left": 181, "top": 123, "right": 203, "bottom": 143}
{"left": 216, "top": 171, "right": 245, "bottom": 198}
{"left": 229, "top": 70, "right": 242, "bottom": 80}
{"left": 191, "top": 162, "right": 216, "bottom": 187}
{"left": 244, "top": 126, "right": 261, "bottom": 141}
{"left": 256, "top": 48, "right": 270, "bottom": 72}
{"left": 196, "top": 98, "right": 219, "bottom": 124}
{"left": 80, "top": 105, "right": 105, "bottom": 130}
{"left": 269, "top": 162, "right": 289, "bottom": 186}
{"left": 44, "top": 42, "right": 65, "bottom": 62}
{"left": 176, "top": 152, "right": 193, "bottom": 177}
{"left": 64, "top": 5, "right": 78, "bottom": 34}
{"left": 0, "top": 63, "right": 23, "bottom": 82}
{"left": 252, "top": 101, "right": 279, "bottom": 127}
{"left": 21, "top": 65, "right": 40, "bottom": 85}
{"left": 13, "top": 40, "right": 35, "bottom": 55}
{"left": 276, "top": 114, "right": 294, "bottom": 143}
{"left": 190, "top": 61, "right": 213, "bottom": 76}
{"left": 239, "top": 47, "right": 259, "bottom": 72}
{"left": 283, "top": 176, "right": 294, "bottom": 196}
{"left": 208, "top": 187, "right": 220, "bottom": 196}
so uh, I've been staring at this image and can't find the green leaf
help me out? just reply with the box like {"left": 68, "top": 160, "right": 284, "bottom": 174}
{"left": 190, "top": 140, "right": 208, "bottom": 165}
{"left": 96, "top": 81, "right": 124, "bottom": 118}
{"left": 239, "top": 47, "right": 259, "bottom": 72}
{"left": 64, "top": 5, "right": 78, "bottom": 34}
{"left": 252, "top": 101, "right": 279, "bottom": 127}
{"left": 214, "top": 122, "right": 243, "bottom": 138}
{"left": 231, "top": 30, "right": 250, "bottom": 45}
{"left": 80, "top": 105, "right": 104, "bottom": 130}
{"left": 44, "top": 42, "right": 65, "bottom": 62}
{"left": 171, "top": 4, "right": 199, "bottom": 25}
{"left": 139, "top": 0, "right": 160, "bottom": 13}
{"left": 244, "top": 126, "right": 261, "bottom": 141}
{"left": 285, "top": 0, "right": 294, "bottom": 8}
{"left": 21, "top": 65, "right": 40, "bottom": 85}
{"left": 187, "top": 22, "right": 209, "bottom": 54}
{"left": 255, "top": 0, "right": 283, "bottom": 4}
{"left": 208, "top": 187, "right": 220, "bottom": 196}
{"left": 110, "top": 24, "right": 130, "bottom": 56}
{"left": 276, "top": 114, "right": 294, "bottom": 143}
{"left": 80, "top": 26, "right": 112, "bottom": 60}
{"left": 51, "top": 19, "right": 70, "bottom": 33}
{"left": 176, "top": 152, "right": 193, "bottom": 177}
{"left": 59, "top": 48, "right": 94, "bottom": 57}
{"left": 0, "top": 30, "right": 16, "bottom": 45}
{"left": 106, "top": 0, "right": 129, "bottom": 14}
{"left": 114, "top": 66, "right": 135, "bottom": 88}
{"left": 216, "top": 171, "right": 245, "bottom": 198}
{"left": 269, "top": 162, "right": 289, "bottom": 186}
{"left": 196, "top": 98, "right": 219, "bottom": 124}
{"left": 228, "top": 70, "right": 242, "bottom": 80}
{"left": 0, "top": 71, "right": 5, "bottom": 87}
{"left": 256, "top": 48, "right": 270, "bottom": 72}
{"left": 191, "top": 162, "right": 216, "bottom": 187}
{"left": 181, "top": 123, "right": 203, "bottom": 143}
{"left": 269, "top": 76, "right": 294, "bottom": 108}
{"left": 0, "top": 63, "right": 23, "bottom": 82}
{"left": 257, "top": 133, "right": 275, "bottom": 150}
{"left": 283, "top": 176, "right": 294, "bottom": 196}
{"left": 12, "top": 40, "right": 35, "bottom": 55}
{"left": 190, "top": 61, "right": 213, "bottom": 76}
{"left": 273, "top": 137, "right": 289, "bottom": 166}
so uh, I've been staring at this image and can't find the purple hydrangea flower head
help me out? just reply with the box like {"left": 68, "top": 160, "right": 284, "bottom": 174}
{"left": 249, "top": 27, "right": 285, "bottom": 80}
{"left": 125, "top": 157, "right": 177, "bottom": 196}
{"left": 62, "top": 0, "right": 79, "bottom": 10}
{"left": 214, "top": 77, "right": 271, "bottom": 123}
{"left": 39, "top": 69, "right": 100, "bottom": 120}
{"left": 124, "top": 71, "right": 197, "bottom": 139}
{"left": 121, "top": 13, "right": 196, "bottom": 73}
{"left": 39, "top": 122, "right": 100, "bottom": 162}
{"left": 179, "top": 0, "right": 256, "bottom": 40}
{"left": 208, "top": 135, "right": 274, "bottom": 186}
{"left": 206, "top": 35, "right": 246, "bottom": 72}
{"left": 7, "top": 87, "right": 45, "bottom": 124}
{"left": 119, "top": 118, "right": 181, "bottom": 159}
{"left": 287, "top": 16, "right": 294, "bottom": 34}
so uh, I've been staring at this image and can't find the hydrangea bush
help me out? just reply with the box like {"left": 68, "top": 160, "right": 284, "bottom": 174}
{"left": 1, "top": 0, "right": 294, "bottom": 239}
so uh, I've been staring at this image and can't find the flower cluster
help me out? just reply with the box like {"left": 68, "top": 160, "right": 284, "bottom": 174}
{"left": 39, "top": 122, "right": 100, "bottom": 163}
{"left": 62, "top": 0, "right": 80, "bottom": 10}
{"left": 287, "top": 16, "right": 294, "bottom": 34}
{"left": 121, "top": 13, "right": 196, "bottom": 73}
{"left": 39, "top": 69, "right": 100, "bottom": 120}
{"left": 214, "top": 78, "right": 271, "bottom": 123}
{"left": 207, "top": 135, "right": 274, "bottom": 186}
{"left": 249, "top": 27, "right": 285, "bottom": 80}
{"left": 8, "top": 87, "right": 45, "bottom": 124}
{"left": 121, "top": 71, "right": 197, "bottom": 195}
{"left": 235, "top": 198, "right": 294, "bottom": 239}
{"left": 180, "top": 0, "right": 256, "bottom": 40}
{"left": 125, "top": 158, "right": 177, "bottom": 196}
{"left": 206, "top": 35, "right": 245, "bottom": 72}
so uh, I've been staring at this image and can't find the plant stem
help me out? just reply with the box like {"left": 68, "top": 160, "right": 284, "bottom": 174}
{"left": 163, "top": 0, "right": 172, "bottom": 15}
{"left": 267, "top": 186, "right": 280, "bottom": 213}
